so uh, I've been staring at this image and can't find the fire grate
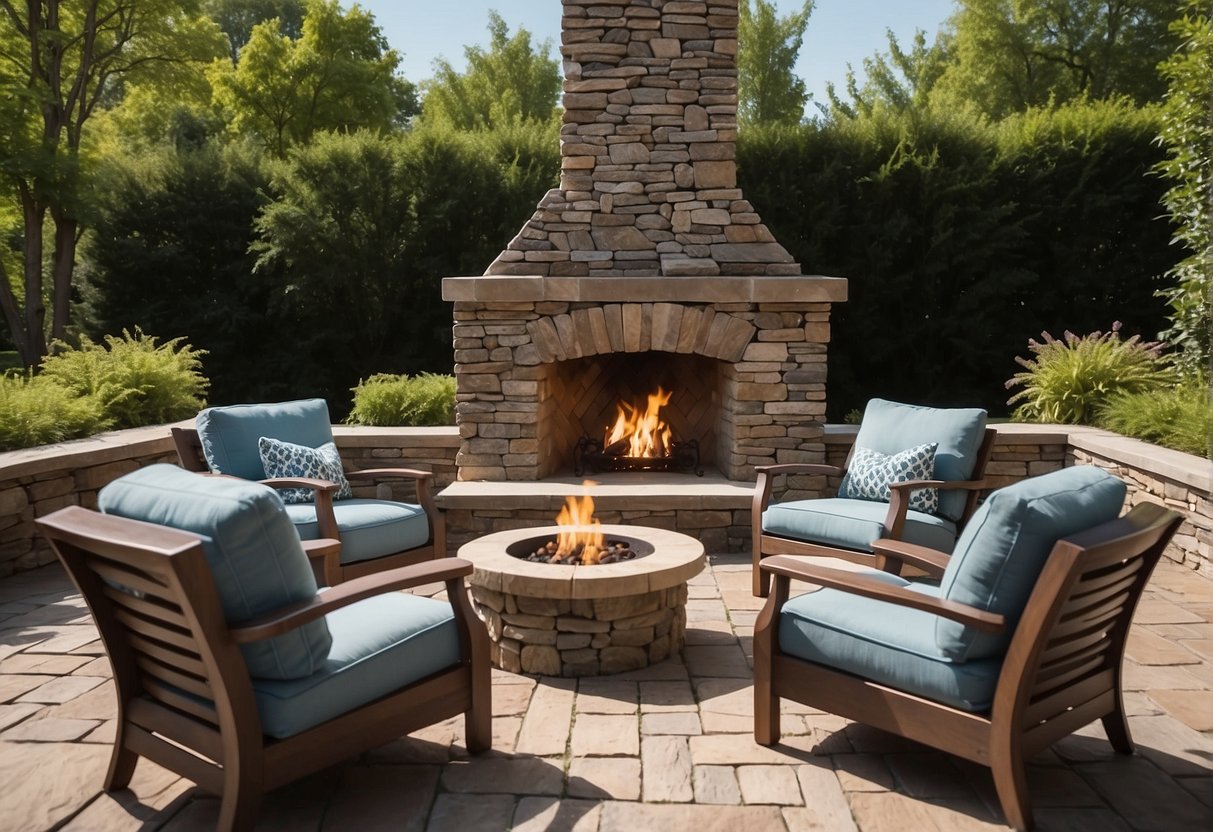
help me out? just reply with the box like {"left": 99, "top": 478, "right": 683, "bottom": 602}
{"left": 574, "top": 436, "right": 703, "bottom": 477}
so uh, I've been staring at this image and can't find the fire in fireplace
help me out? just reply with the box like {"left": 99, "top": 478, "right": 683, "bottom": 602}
{"left": 574, "top": 386, "right": 703, "bottom": 477}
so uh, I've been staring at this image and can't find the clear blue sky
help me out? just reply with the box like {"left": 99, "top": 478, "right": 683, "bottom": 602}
{"left": 357, "top": 1, "right": 958, "bottom": 110}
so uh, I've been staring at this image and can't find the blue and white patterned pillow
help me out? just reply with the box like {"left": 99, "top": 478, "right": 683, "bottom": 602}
{"left": 257, "top": 437, "right": 352, "bottom": 504}
{"left": 840, "top": 442, "right": 939, "bottom": 514}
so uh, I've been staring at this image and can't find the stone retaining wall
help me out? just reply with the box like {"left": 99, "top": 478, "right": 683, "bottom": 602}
{"left": 1, "top": 422, "right": 1207, "bottom": 578}
{"left": 0, "top": 424, "right": 460, "bottom": 577}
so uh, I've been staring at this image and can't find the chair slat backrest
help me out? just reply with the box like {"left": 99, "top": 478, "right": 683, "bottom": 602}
{"left": 37, "top": 507, "right": 259, "bottom": 742}
{"left": 997, "top": 502, "right": 1181, "bottom": 729}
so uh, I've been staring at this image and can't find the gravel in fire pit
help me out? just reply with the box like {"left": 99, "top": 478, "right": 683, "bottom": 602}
{"left": 521, "top": 539, "right": 637, "bottom": 565}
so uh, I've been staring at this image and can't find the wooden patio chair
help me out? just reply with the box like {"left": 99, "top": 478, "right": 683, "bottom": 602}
{"left": 753, "top": 466, "right": 1182, "bottom": 831}
{"left": 37, "top": 465, "right": 490, "bottom": 832}
{"left": 173, "top": 397, "right": 445, "bottom": 586}
{"left": 753, "top": 398, "right": 995, "bottom": 596}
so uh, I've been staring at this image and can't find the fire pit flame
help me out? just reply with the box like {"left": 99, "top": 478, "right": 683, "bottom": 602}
{"left": 554, "top": 488, "right": 604, "bottom": 564}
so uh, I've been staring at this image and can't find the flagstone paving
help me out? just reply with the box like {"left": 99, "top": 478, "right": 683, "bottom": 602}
{"left": 0, "top": 554, "right": 1210, "bottom": 831}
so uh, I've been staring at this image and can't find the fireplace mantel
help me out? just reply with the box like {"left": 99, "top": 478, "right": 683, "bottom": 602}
{"left": 442, "top": 274, "right": 848, "bottom": 304}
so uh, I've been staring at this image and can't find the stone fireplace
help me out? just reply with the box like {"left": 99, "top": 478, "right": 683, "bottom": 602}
{"left": 439, "top": 0, "right": 846, "bottom": 549}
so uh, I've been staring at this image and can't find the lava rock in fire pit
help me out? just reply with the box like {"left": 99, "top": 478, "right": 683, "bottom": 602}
{"left": 522, "top": 539, "right": 637, "bottom": 565}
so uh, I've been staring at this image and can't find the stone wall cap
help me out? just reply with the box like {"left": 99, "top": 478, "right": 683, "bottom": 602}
{"left": 442, "top": 275, "right": 848, "bottom": 304}
{"left": 332, "top": 426, "right": 460, "bottom": 447}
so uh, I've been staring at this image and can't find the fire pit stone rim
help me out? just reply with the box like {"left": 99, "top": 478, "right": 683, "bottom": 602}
{"left": 458, "top": 524, "right": 705, "bottom": 600}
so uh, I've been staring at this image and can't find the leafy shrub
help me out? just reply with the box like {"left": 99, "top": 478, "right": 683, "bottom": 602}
{"left": 348, "top": 373, "right": 456, "bottom": 426}
{"left": 0, "top": 375, "right": 110, "bottom": 452}
{"left": 1098, "top": 379, "right": 1211, "bottom": 458}
{"left": 39, "top": 329, "right": 209, "bottom": 429}
{"left": 1005, "top": 323, "right": 1176, "bottom": 424}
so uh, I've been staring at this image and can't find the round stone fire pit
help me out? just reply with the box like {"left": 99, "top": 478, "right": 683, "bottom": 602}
{"left": 458, "top": 525, "right": 705, "bottom": 676}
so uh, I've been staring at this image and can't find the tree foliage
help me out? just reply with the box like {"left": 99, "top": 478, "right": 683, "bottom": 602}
{"left": 202, "top": 0, "right": 304, "bottom": 64}
{"left": 420, "top": 11, "right": 559, "bottom": 130}
{"left": 827, "top": 29, "right": 950, "bottom": 119}
{"left": 738, "top": 0, "right": 813, "bottom": 125}
{"left": 208, "top": 0, "right": 413, "bottom": 156}
{"left": 0, "top": 0, "right": 223, "bottom": 368}
{"left": 932, "top": 0, "right": 1180, "bottom": 120}
{"left": 1154, "top": 1, "right": 1212, "bottom": 375}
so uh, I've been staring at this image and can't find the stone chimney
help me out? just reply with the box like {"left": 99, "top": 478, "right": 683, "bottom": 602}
{"left": 486, "top": 0, "right": 799, "bottom": 278}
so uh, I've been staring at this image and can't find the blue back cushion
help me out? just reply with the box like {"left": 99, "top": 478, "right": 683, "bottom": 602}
{"left": 840, "top": 399, "right": 987, "bottom": 522}
{"left": 98, "top": 464, "right": 332, "bottom": 680}
{"left": 936, "top": 466, "right": 1127, "bottom": 661}
{"left": 197, "top": 398, "right": 335, "bottom": 481}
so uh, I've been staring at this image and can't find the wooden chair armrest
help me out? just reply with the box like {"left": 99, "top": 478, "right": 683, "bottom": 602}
{"left": 230, "top": 558, "right": 475, "bottom": 643}
{"left": 887, "top": 479, "right": 990, "bottom": 494}
{"left": 754, "top": 463, "right": 846, "bottom": 478}
{"left": 869, "top": 538, "right": 950, "bottom": 577}
{"left": 345, "top": 468, "right": 433, "bottom": 482}
{"left": 260, "top": 477, "right": 341, "bottom": 494}
{"left": 300, "top": 538, "right": 341, "bottom": 562}
{"left": 759, "top": 555, "right": 1004, "bottom": 632}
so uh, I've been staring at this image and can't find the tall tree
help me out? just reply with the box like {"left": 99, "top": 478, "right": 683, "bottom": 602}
{"left": 202, "top": 0, "right": 304, "bottom": 64}
{"left": 827, "top": 28, "right": 951, "bottom": 119}
{"left": 933, "top": 0, "right": 1181, "bottom": 119}
{"left": 1154, "top": 1, "right": 1212, "bottom": 374}
{"left": 0, "top": 0, "right": 223, "bottom": 368}
{"left": 209, "top": 0, "right": 414, "bottom": 156}
{"left": 738, "top": 0, "right": 813, "bottom": 125}
{"left": 420, "top": 11, "right": 559, "bottom": 130}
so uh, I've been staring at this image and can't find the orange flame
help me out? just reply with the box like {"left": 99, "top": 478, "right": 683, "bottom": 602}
{"left": 604, "top": 386, "right": 673, "bottom": 458}
{"left": 555, "top": 481, "right": 605, "bottom": 564}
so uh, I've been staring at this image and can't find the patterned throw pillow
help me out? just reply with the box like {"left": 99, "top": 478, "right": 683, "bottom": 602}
{"left": 840, "top": 442, "right": 939, "bottom": 514}
{"left": 258, "top": 437, "right": 352, "bottom": 504}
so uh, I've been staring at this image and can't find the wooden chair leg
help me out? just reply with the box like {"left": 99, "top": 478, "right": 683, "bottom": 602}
{"left": 218, "top": 756, "right": 262, "bottom": 832}
{"left": 103, "top": 739, "right": 138, "bottom": 791}
{"left": 990, "top": 747, "right": 1033, "bottom": 831}
{"left": 753, "top": 550, "right": 770, "bottom": 598}
{"left": 754, "top": 674, "right": 780, "bottom": 745}
{"left": 465, "top": 664, "right": 492, "bottom": 755}
{"left": 1101, "top": 706, "right": 1135, "bottom": 755}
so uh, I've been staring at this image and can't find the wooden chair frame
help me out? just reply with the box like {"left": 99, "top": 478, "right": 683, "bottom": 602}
{"left": 173, "top": 426, "right": 446, "bottom": 586}
{"left": 38, "top": 506, "right": 490, "bottom": 832}
{"left": 753, "top": 501, "right": 1182, "bottom": 831}
{"left": 752, "top": 427, "right": 997, "bottom": 597}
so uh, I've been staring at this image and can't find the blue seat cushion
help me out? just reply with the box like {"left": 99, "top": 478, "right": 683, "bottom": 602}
{"left": 779, "top": 582, "right": 1002, "bottom": 713}
{"left": 98, "top": 465, "right": 331, "bottom": 680}
{"left": 197, "top": 398, "right": 335, "bottom": 482}
{"left": 763, "top": 498, "right": 958, "bottom": 554}
{"left": 936, "top": 466, "right": 1127, "bottom": 662}
{"left": 250, "top": 592, "right": 460, "bottom": 738}
{"left": 839, "top": 399, "right": 987, "bottom": 522}
{"left": 284, "top": 499, "right": 431, "bottom": 564}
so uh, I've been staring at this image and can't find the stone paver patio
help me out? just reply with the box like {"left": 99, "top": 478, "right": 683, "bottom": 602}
{"left": 1, "top": 553, "right": 1210, "bottom": 831}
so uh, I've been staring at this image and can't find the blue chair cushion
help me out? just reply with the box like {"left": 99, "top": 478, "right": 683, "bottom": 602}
{"left": 763, "top": 498, "right": 958, "bottom": 554}
{"left": 779, "top": 581, "right": 1002, "bottom": 712}
{"left": 250, "top": 592, "right": 460, "bottom": 738}
{"left": 839, "top": 399, "right": 987, "bottom": 522}
{"left": 197, "top": 398, "right": 335, "bottom": 482}
{"left": 936, "top": 466, "right": 1127, "bottom": 662}
{"left": 284, "top": 499, "right": 431, "bottom": 564}
{"left": 98, "top": 464, "right": 331, "bottom": 680}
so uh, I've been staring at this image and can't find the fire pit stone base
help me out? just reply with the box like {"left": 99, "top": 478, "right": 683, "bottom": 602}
{"left": 457, "top": 524, "right": 704, "bottom": 677}
{"left": 471, "top": 584, "right": 687, "bottom": 676}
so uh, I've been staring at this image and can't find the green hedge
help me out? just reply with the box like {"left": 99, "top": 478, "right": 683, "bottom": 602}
{"left": 740, "top": 100, "right": 1174, "bottom": 418}
{"left": 80, "top": 102, "right": 1177, "bottom": 419}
